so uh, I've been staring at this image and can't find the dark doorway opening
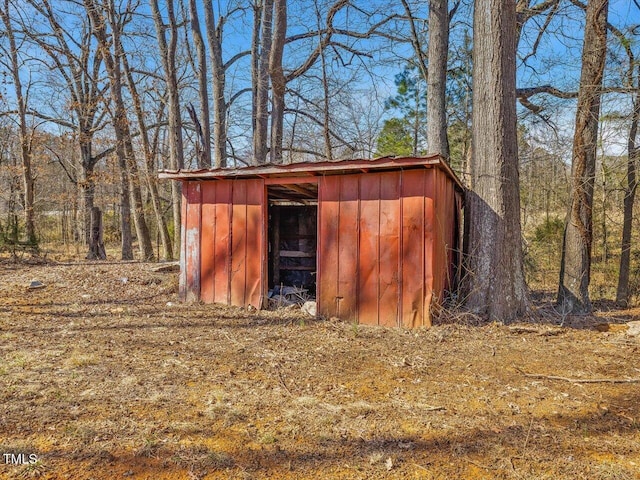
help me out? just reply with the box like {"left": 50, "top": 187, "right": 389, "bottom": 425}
{"left": 267, "top": 182, "right": 318, "bottom": 304}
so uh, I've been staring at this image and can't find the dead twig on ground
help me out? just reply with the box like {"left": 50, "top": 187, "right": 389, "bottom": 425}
{"left": 276, "top": 368, "right": 293, "bottom": 396}
{"left": 516, "top": 368, "right": 640, "bottom": 384}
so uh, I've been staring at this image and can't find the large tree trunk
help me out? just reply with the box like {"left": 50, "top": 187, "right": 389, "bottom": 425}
{"left": 269, "top": 0, "right": 286, "bottom": 164}
{"left": 426, "top": 0, "right": 450, "bottom": 158}
{"left": 464, "top": 0, "right": 528, "bottom": 322}
{"left": 253, "top": 0, "right": 273, "bottom": 165}
{"left": 616, "top": 86, "right": 639, "bottom": 306}
{"left": 87, "top": 206, "right": 106, "bottom": 260}
{"left": 557, "top": 0, "right": 608, "bottom": 314}
{"left": 204, "top": 0, "right": 227, "bottom": 168}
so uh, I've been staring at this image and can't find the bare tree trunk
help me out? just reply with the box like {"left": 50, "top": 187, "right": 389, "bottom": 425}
{"left": 253, "top": 0, "right": 273, "bottom": 165}
{"left": 203, "top": 0, "right": 227, "bottom": 168}
{"left": 557, "top": 0, "right": 608, "bottom": 314}
{"left": 616, "top": 85, "right": 639, "bottom": 306}
{"left": 117, "top": 149, "right": 134, "bottom": 261}
{"left": 251, "top": 2, "right": 261, "bottom": 140}
{"left": 84, "top": 0, "right": 137, "bottom": 260}
{"left": 464, "top": 0, "right": 528, "bottom": 322}
{"left": 108, "top": 1, "right": 155, "bottom": 261}
{"left": 150, "top": 0, "right": 184, "bottom": 250}
{"left": 600, "top": 159, "right": 608, "bottom": 263}
{"left": 426, "top": 0, "right": 450, "bottom": 158}
{"left": 0, "top": 1, "right": 37, "bottom": 246}
{"left": 87, "top": 206, "right": 106, "bottom": 260}
{"left": 190, "top": 0, "right": 212, "bottom": 168}
{"left": 269, "top": 0, "right": 286, "bottom": 164}
{"left": 122, "top": 52, "right": 173, "bottom": 261}
{"left": 318, "top": 30, "right": 333, "bottom": 161}
{"left": 24, "top": 0, "right": 109, "bottom": 256}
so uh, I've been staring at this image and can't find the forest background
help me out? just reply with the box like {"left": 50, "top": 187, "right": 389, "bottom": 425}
{"left": 0, "top": 0, "right": 639, "bottom": 316}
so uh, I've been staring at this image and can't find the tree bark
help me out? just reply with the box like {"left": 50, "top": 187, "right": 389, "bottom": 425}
{"left": 557, "top": 0, "right": 608, "bottom": 314}
{"left": 107, "top": 0, "right": 155, "bottom": 261}
{"left": 464, "top": 0, "right": 528, "bottom": 322}
{"left": 269, "top": 0, "right": 286, "bottom": 164}
{"left": 253, "top": 0, "right": 274, "bottom": 165}
{"left": 203, "top": 0, "right": 227, "bottom": 168}
{"left": 87, "top": 206, "right": 106, "bottom": 260}
{"left": 190, "top": 0, "right": 212, "bottom": 168}
{"left": 426, "top": 0, "right": 450, "bottom": 158}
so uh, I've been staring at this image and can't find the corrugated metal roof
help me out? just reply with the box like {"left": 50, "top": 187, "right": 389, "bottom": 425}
{"left": 158, "top": 155, "right": 465, "bottom": 191}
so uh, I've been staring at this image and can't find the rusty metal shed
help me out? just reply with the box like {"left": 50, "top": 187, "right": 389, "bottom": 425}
{"left": 159, "top": 155, "right": 463, "bottom": 327}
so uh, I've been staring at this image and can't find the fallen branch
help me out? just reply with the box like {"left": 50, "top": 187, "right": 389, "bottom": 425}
{"left": 424, "top": 405, "right": 446, "bottom": 412}
{"left": 516, "top": 368, "right": 640, "bottom": 384}
{"left": 276, "top": 368, "right": 294, "bottom": 396}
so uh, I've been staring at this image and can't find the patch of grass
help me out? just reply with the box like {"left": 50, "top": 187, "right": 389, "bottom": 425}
{"left": 204, "top": 451, "right": 235, "bottom": 469}
{"left": 16, "top": 460, "right": 47, "bottom": 479}
{"left": 172, "top": 445, "right": 235, "bottom": 471}
{"left": 135, "top": 436, "right": 163, "bottom": 458}
{"left": 64, "top": 351, "right": 98, "bottom": 368}
{"left": 258, "top": 433, "right": 277, "bottom": 445}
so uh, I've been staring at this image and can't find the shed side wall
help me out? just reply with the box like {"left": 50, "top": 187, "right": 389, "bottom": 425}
{"left": 182, "top": 179, "right": 265, "bottom": 308}
{"left": 319, "top": 168, "right": 446, "bottom": 327}
{"left": 432, "top": 168, "right": 459, "bottom": 309}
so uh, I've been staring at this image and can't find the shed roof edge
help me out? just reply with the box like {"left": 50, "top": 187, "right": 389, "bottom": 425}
{"left": 159, "top": 155, "right": 464, "bottom": 191}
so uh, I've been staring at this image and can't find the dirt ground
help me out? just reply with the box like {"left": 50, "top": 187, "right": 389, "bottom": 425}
{"left": 0, "top": 259, "right": 639, "bottom": 479}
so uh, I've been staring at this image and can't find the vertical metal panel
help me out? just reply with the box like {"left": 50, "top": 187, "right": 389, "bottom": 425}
{"left": 200, "top": 182, "right": 216, "bottom": 303}
{"left": 185, "top": 181, "right": 202, "bottom": 302}
{"left": 337, "top": 175, "right": 359, "bottom": 321}
{"left": 245, "top": 179, "right": 265, "bottom": 308}
{"left": 318, "top": 176, "right": 340, "bottom": 317}
{"left": 423, "top": 170, "right": 436, "bottom": 325}
{"left": 378, "top": 172, "right": 401, "bottom": 326}
{"left": 400, "top": 170, "right": 426, "bottom": 328}
{"left": 431, "top": 168, "right": 456, "bottom": 308}
{"left": 179, "top": 182, "right": 188, "bottom": 301}
{"left": 358, "top": 174, "right": 381, "bottom": 325}
{"left": 213, "top": 181, "right": 232, "bottom": 304}
{"left": 230, "top": 181, "right": 248, "bottom": 306}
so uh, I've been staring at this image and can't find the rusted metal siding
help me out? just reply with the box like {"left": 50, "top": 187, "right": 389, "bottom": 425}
{"left": 431, "top": 167, "right": 461, "bottom": 306}
{"left": 318, "top": 168, "right": 457, "bottom": 327}
{"left": 181, "top": 179, "right": 266, "bottom": 308}
{"left": 180, "top": 182, "right": 202, "bottom": 302}
{"left": 176, "top": 157, "right": 461, "bottom": 327}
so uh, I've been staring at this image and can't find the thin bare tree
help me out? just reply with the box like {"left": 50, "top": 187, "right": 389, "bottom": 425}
{"left": 150, "top": 0, "right": 184, "bottom": 251}
{"left": 0, "top": 0, "right": 37, "bottom": 245}
{"left": 23, "top": 0, "right": 113, "bottom": 256}
{"left": 84, "top": 0, "right": 155, "bottom": 261}
{"left": 557, "top": 0, "right": 609, "bottom": 314}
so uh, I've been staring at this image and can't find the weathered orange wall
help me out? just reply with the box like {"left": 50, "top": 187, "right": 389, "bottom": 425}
{"left": 179, "top": 166, "right": 461, "bottom": 327}
{"left": 180, "top": 179, "right": 266, "bottom": 308}
{"left": 317, "top": 168, "right": 460, "bottom": 327}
